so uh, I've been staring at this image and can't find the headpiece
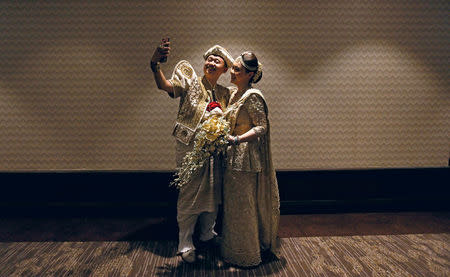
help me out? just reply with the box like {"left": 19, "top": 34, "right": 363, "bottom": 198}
{"left": 203, "top": 45, "right": 234, "bottom": 68}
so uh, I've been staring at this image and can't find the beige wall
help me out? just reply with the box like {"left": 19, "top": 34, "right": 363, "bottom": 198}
{"left": 0, "top": 1, "right": 448, "bottom": 171}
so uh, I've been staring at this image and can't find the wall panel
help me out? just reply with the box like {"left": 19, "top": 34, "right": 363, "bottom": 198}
{"left": 1, "top": 1, "right": 448, "bottom": 170}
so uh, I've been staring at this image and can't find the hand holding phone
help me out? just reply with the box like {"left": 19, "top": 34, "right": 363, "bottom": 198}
{"left": 160, "top": 37, "right": 170, "bottom": 63}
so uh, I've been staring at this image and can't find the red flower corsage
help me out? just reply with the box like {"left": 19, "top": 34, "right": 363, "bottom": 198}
{"left": 206, "top": 101, "right": 222, "bottom": 112}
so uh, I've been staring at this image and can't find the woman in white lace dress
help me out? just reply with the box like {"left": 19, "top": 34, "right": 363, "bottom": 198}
{"left": 221, "top": 52, "right": 280, "bottom": 267}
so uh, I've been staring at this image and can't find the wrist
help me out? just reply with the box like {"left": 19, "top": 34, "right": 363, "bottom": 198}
{"left": 233, "top": 135, "right": 240, "bottom": 145}
{"left": 150, "top": 61, "right": 160, "bottom": 73}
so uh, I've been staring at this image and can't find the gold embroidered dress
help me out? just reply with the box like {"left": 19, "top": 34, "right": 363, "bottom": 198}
{"left": 168, "top": 60, "right": 230, "bottom": 214}
{"left": 221, "top": 88, "right": 280, "bottom": 267}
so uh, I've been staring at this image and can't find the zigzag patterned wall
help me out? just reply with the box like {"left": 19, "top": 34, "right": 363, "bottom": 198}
{"left": 0, "top": 1, "right": 448, "bottom": 170}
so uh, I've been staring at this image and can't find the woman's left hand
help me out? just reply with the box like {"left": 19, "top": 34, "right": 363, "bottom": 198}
{"left": 227, "top": 135, "right": 235, "bottom": 145}
{"left": 227, "top": 135, "right": 240, "bottom": 145}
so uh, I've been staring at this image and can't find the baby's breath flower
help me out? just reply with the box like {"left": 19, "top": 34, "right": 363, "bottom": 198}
{"left": 171, "top": 114, "right": 230, "bottom": 189}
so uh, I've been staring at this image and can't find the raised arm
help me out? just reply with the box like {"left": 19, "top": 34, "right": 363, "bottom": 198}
{"left": 150, "top": 39, "right": 174, "bottom": 94}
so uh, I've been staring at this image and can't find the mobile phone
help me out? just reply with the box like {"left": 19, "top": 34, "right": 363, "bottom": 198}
{"left": 160, "top": 37, "right": 170, "bottom": 63}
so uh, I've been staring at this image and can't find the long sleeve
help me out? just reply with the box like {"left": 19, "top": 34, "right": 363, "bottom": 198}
{"left": 245, "top": 94, "right": 267, "bottom": 137}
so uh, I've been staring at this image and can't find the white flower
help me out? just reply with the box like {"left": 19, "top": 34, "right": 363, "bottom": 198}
{"left": 171, "top": 114, "right": 230, "bottom": 189}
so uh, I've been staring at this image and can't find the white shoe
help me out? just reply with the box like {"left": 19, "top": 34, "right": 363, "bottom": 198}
{"left": 181, "top": 249, "right": 196, "bottom": 263}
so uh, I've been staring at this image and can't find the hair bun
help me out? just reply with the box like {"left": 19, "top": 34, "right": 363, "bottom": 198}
{"left": 252, "top": 63, "right": 263, "bottom": 83}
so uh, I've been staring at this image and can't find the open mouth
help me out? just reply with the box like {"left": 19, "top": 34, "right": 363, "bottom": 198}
{"left": 205, "top": 65, "right": 216, "bottom": 73}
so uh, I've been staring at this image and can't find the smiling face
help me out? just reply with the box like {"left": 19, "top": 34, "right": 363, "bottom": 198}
{"left": 203, "top": 54, "right": 228, "bottom": 80}
{"left": 230, "top": 60, "right": 254, "bottom": 87}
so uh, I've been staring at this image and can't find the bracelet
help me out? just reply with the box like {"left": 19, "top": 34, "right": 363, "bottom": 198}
{"left": 234, "top": 136, "right": 240, "bottom": 145}
{"left": 150, "top": 61, "right": 160, "bottom": 73}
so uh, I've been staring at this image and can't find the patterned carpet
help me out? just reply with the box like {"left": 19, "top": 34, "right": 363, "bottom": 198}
{"left": 1, "top": 233, "right": 448, "bottom": 276}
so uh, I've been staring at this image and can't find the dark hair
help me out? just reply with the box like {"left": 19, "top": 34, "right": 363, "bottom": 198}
{"left": 241, "top": 52, "right": 262, "bottom": 84}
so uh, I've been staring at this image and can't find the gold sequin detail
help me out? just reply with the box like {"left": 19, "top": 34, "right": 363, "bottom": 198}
{"left": 180, "top": 63, "right": 193, "bottom": 79}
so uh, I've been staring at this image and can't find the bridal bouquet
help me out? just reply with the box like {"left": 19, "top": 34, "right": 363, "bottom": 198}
{"left": 171, "top": 102, "right": 230, "bottom": 189}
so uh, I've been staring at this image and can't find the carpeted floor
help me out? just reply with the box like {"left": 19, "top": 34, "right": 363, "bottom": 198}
{"left": 0, "top": 233, "right": 449, "bottom": 276}
{"left": 0, "top": 212, "right": 449, "bottom": 276}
